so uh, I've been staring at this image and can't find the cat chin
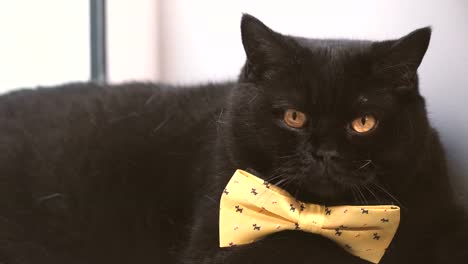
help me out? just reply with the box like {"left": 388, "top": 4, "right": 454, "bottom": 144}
{"left": 287, "top": 178, "right": 351, "bottom": 204}
{"left": 288, "top": 176, "right": 383, "bottom": 206}
{"left": 296, "top": 183, "right": 396, "bottom": 206}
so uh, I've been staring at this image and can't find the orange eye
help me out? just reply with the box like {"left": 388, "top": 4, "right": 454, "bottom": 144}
{"left": 350, "top": 115, "right": 378, "bottom": 134}
{"left": 283, "top": 109, "right": 307, "bottom": 128}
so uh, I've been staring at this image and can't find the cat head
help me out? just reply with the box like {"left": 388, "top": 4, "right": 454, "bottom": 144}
{"left": 224, "top": 14, "right": 432, "bottom": 204}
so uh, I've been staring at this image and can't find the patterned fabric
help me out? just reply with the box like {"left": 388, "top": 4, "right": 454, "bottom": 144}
{"left": 219, "top": 170, "right": 400, "bottom": 264}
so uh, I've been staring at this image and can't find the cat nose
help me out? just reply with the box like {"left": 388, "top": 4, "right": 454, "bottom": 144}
{"left": 313, "top": 149, "right": 340, "bottom": 162}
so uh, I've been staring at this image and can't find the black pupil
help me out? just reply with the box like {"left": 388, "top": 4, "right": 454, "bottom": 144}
{"left": 361, "top": 116, "right": 367, "bottom": 125}
{"left": 292, "top": 111, "right": 297, "bottom": 120}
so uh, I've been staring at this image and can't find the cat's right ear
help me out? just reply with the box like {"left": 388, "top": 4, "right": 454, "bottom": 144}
{"left": 240, "top": 14, "right": 289, "bottom": 78}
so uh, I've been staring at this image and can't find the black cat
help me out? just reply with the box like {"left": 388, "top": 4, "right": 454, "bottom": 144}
{"left": 0, "top": 14, "right": 466, "bottom": 264}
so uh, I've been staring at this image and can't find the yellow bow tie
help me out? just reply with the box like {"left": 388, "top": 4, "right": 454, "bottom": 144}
{"left": 219, "top": 170, "right": 400, "bottom": 264}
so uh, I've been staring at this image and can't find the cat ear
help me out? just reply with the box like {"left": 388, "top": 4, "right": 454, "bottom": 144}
{"left": 240, "top": 14, "right": 289, "bottom": 78}
{"left": 374, "top": 27, "right": 431, "bottom": 93}
{"left": 384, "top": 27, "right": 431, "bottom": 71}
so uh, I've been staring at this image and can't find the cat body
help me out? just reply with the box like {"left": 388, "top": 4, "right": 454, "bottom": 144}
{"left": 0, "top": 15, "right": 466, "bottom": 263}
{"left": 0, "top": 82, "right": 231, "bottom": 263}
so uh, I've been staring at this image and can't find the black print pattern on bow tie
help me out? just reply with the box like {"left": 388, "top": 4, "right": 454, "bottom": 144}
{"left": 295, "top": 223, "right": 300, "bottom": 230}
{"left": 251, "top": 188, "right": 258, "bottom": 195}
{"left": 300, "top": 203, "right": 305, "bottom": 211}
{"left": 235, "top": 205, "right": 243, "bottom": 213}
{"left": 345, "top": 244, "right": 352, "bottom": 250}
{"left": 325, "top": 207, "right": 331, "bottom": 215}
{"left": 373, "top": 233, "right": 381, "bottom": 240}
{"left": 381, "top": 218, "right": 389, "bottom": 223}
{"left": 290, "top": 204, "right": 296, "bottom": 212}
{"left": 335, "top": 228, "right": 343, "bottom": 236}
{"left": 253, "top": 224, "right": 261, "bottom": 231}
{"left": 223, "top": 189, "right": 229, "bottom": 195}
{"left": 263, "top": 181, "right": 270, "bottom": 188}
{"left": 361, "top": 208, "right": 369, "bottom": 214}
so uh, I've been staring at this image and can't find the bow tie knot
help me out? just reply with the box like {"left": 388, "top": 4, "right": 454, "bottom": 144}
{"left": 219, "top": 170, "right": 400, "bottom": 264}
{"left": 296, "top": 203, "right": 325, "bottom": 233}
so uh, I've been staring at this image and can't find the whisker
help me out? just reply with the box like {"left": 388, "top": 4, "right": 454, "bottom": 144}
{"left": 356, "top": 186, "right": 368, "bottom": 205}
{"left": 363, "top": 184, "right": 381, "bottom": 203}
{"left": 263, "top": 173, "right": 285, "bottom": 183}
{"left": 370, "top": 182, "right": 406, "bottom": 209}
{"left": 277, "top": 153, "right": 301, "bottom": 160}
{"left": 351, "top": 186, "right": 361, "bottom": 204}
{"left": 281, "top": 178, "right": 295, "bottom": 190}
{"left": 274, "top": 177, "right": 290, "bottom": 187}
{"left": 358, "top": 160, "right": 373, "bottom": 170}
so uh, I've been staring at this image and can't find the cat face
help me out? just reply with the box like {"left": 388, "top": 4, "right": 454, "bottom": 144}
{"left": 225, "top": 15, "right": 432, "bottom": 204}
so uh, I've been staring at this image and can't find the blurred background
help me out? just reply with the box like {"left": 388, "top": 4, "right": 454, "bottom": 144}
{"left": 0, "top": 0, "right": 467, "bottom": 204}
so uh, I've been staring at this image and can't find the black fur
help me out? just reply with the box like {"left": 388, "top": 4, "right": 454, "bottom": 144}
{"left": 0, "top": 14, "right": 466, "bottom": 263}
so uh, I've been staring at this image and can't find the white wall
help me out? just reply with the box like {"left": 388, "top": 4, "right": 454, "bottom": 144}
{"left": 0, "top": 0, "right": 160, "bottom": 89}
{"left": 107, "top": 0, "right": 160, "bottom": 83}
{"left": 0, "top": 0, "right": 90, "bottom": 92}
{"left": 159, "top": 0, "right": 468, "bottom": 200}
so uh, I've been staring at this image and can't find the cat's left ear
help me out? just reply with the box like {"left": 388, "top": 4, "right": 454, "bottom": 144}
{"left": 374, "top": 27, "right": 431, "bottom": 92}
